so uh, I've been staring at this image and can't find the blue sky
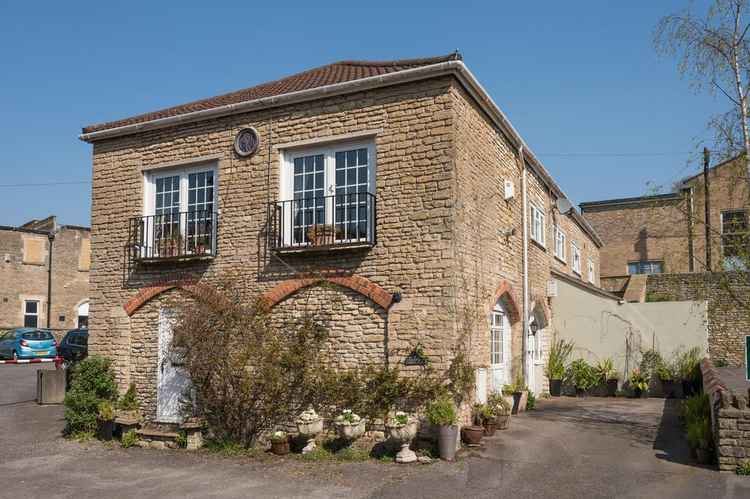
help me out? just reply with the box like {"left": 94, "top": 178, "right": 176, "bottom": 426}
{"left": 0, "top": 0, "right": 721, "bottom": 227}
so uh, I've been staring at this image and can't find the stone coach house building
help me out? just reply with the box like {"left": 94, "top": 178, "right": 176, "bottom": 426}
{"left": 82, "top": 53, "right": 602, "bottom": 423}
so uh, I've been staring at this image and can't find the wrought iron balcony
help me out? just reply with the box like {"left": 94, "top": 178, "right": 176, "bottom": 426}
{"left": 268, "top": 192, "right": 376, "bottom": 252}
{"left": 128, "top": 209, "right": 217, "bottom": 262}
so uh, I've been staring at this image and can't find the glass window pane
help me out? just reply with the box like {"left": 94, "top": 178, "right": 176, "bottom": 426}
{"left": 294, "top": 158, "right": 303, "bottom": 174}
{"left": 336, "top": 151, "right": 345, "bottom": 169}
{"left": 357, "top": 148, "right": 367, "bottom": 165}
{"left": 25, "top": 301, "right": 38, "bottom": 313}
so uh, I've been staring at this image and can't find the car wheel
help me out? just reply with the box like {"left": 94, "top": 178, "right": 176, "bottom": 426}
{"left": 12, "top": 350, "right": 18, "bottom": 361}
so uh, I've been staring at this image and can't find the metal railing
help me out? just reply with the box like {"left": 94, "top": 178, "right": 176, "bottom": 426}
{"left": 128, "top": 209, "right": 217, "bottom": 261}
{"left": 268, "top": 192, "right": 376, "bottom": 250}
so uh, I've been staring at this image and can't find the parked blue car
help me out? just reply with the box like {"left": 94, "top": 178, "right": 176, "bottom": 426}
{"left": 0, "top": 328, "right": 58, "bottom": 360}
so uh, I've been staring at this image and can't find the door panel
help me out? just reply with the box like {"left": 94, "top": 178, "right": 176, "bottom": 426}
{"left": 156, "top": 309, "right": 191, "bottom": 423}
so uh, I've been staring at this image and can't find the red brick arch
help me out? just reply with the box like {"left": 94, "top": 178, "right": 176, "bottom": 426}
{"left": 491, "top": 280, "right": 521, "bottom": 323}
{"left": 260, "top": 275, "right": 394, "bottom": 311}
{"left": 122, "top": 280, "right": 215, "bottom": 316}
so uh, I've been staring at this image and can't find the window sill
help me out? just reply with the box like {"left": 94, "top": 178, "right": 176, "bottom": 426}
{"left": 530, "top": 238, "right": 547, "bottom": 252}
{"left": 554, "top": 255, "right": 567, "bottom": 265}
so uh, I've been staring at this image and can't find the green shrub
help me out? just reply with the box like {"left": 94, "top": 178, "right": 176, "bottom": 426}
{"left": 121, "top": 430, "right": 138, "bottom": 448}
{"left": 675, "top": 347, "right": 702, "bottom": 381}
{"left": 63, "top": 356, "right": 118, "bottom": 435}
{"left": 566, "top": 359, "right": 597, "bottom": 391}
{"left": 686, "top": 417, "right": 711, "bottom": 450}
{"left": 426, "top": 396, "right": 457, "bottom": 426}
{"left": 629, "top": 369, "right": 649, "bottom": 392}
{"left": 682, "top": 393, "right": 711, "bottom": 424}
{"left": 526, "top": 391, "right": 536, "bottom": 410}
{"left": 117, "top": 383, "right": 139, "bottom": 412}
{"left": 736, "top": 460, "right": 750, "bottom": 475}
{"left": 98, "top": 400, "right": 115, "bottom": 421}
{"left": 488, "top": 392, "right": 511, "bottom": 415}
{"left": 639, "top": 349, "right": 664, "bottom": 382}
{"left": 594, "top": 358, "right": 617, "bottom": 383}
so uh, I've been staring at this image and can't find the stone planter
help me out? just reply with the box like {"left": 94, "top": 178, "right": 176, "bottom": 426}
{"left": 495, "top": 413, "right": 511, "bottom": 430}
{"left": 296, "top": 418, "right": 323, "bottom": 454}
{"left": 334, "top": 419, "right": 366, "bottom": 442}
{"left": 385, "top": 420, "right": 418, "bottom": 463}
{"left": 461, "top": 425, "right": 484, "bottom": 446}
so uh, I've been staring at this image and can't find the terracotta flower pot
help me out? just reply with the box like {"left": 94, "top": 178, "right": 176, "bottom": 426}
{"left": 461, "top": 425, "right": 484, "bottom": 446}
{"left": 270, "top": 439, "right": 290, "bottom": 455}
{"left": 483, "top": 421, "right": 497, "bottom": 436}
{"left": 495, "top": 414, "right": 511, "bottom": 430}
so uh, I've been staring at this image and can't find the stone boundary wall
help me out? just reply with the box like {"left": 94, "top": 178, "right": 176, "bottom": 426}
{"left": 648, "top": 272, "right": 749, "bottom": 366}
{"left": 701, "top": 358, "right": 750, "bottom": 472}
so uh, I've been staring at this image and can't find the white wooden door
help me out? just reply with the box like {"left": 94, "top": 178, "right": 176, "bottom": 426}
{"left": 490, "top": 304, "right": 511, "bottom": 392}
{"left": 157, "top": 308, "right": 191, "bottom": 423}
{"left": 527, "top": 320, "right": 545, "bottom": 395}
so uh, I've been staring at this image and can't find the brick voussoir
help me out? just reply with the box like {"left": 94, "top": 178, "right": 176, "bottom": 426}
{"left": 262, "top": 275, "right": 393, "bottom": 311}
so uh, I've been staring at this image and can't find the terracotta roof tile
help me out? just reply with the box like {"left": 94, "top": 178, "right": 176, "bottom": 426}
{"left": 82, "top": 53, "right": 461, "bottom": 134}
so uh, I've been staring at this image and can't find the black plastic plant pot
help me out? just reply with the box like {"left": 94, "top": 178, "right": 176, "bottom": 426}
{"left": 606, "top": 379, "right": 618, "bottom": 397}
{"left": 549, "top": 379, "right": 562, "bottom": 397}
{"left": 98, "top": 419, "right": 114, "bottom": 441}
{"left": 575, "top": 388, "right": 586, "bottom": 398}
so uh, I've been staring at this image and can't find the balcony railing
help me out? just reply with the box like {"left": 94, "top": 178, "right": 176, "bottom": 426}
{"left": 268, "top": 192, "right": 376, "bottom": 251}
{"left": 128, "top": 209, "right": 217, "bottom": 262}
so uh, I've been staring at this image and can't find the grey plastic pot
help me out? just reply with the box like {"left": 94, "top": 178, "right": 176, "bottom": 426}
{"left": 437, "top": 425, "right": 458, "bottom": 461}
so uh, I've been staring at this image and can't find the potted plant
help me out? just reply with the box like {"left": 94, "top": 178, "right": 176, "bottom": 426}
{"left": 686, "top": 417, "right": 713, "bottom": 465}
{"left": 426, "top": 396, "right": 458, "bottom": 461}
{"left": 503, "top": 376, "right": 528, "bottom": 414}
{"left": 594, "top": 358, "right": 618, "bottom": 397}
{"left": 676, "top": 347, "right": 702, "bottom": 397}
{"left": 296, "top": 408, "right": 323, "bottom": 454}
{"left": 269, "top": 431, "right": 290, "bottom": 456}
{"left": 488, "top": 393, "right": 511, "bottom": 430}
{"left": 97, "top": 400, "right": 115, "bottom": 441}
{"left": 629, "top": 368, "right": 649, "bottom": 398}
{"left": 385, "top": 411, "right": 419, "bottom": 463}
{"left": 307, "top": 224, "right": 340, "bottom": 246}
{"left": 566, "top": 359, "right": 596, "bottom": 397}
{"left": 333, "top": 409, "right": 366, "bottom": 442}
{"left": 473, "top": 403, "right": 497, "bottom": 436}
{"left": 545, "top": 337, "right": 574, "bottom": 397}
{"left": 657, "top": 364, "right": 678, "bottom": 399}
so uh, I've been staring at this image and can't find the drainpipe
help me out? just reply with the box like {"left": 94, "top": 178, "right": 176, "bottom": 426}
{"left": 703, "top": 148, "right": 712, "bottom": 271}
{"left": 520, "top": 146, "right": 529, "bottom": 385}
{"left": 46, "top": 232, "right": 55, "bottom": 329}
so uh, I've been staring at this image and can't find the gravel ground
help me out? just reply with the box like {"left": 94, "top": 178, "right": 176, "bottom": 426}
{"left": 1, "top": 365, "right": 748, "bottom": 498}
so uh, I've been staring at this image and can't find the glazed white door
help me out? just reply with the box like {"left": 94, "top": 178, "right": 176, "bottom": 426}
{"left": 490, "top": 304, "right": 511, "bottom": 391}
{"left": 156, "top": 308, "right": 191, "bottom": 423}
{"left": 527, "top": 319, "right": 545, "bottom": 394}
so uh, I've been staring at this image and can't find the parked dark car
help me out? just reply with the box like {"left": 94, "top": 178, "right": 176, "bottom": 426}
{"left": 59, "top": 328, "right": 88, "bottom": 364}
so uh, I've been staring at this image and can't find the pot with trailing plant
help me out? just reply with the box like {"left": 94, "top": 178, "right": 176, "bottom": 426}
{"left": 269, "top": 431, "right": 290, "bottom": 456}
{"left": 385, "top": 411, "right": 419, "bottom": 463}
{"left": 296, "top": 408, "right": 323, "bottom": 454}
{"left": 567, "top": 359, "right": 597, "bottom": 397}
{"left": 97, "top": 400, "right": 115, "bottom": 441}
{"left": 545, "top": 337, "right": 574, "bottom": 397}
{"left": 488, "top": 393, "right": 511, "bottom": 430}
{"left": 334, "top": 409, "right": 366, "bottom": 442}
{"left": 473, "top": 403, "right": 496, "bottom": 436}
{"left": 629, "top": 369, "right": 649, "bottom": 398}
{"left": 594, "top": 358, "right": 618, "bottom": 397}
{"left": 427, "top": 396, "right": 459, "bottom": 461}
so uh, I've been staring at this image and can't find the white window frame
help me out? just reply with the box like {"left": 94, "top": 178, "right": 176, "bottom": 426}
{"left": 141, "top": 161, "right": 218, "bottom": 256}
{"left": 489, "top": 301, "right": 511, "bottom": 390}
{"left": 530, "top": 203, "right": 546, "bottom": 247}
{"left": 588, "top": 258, "right": 596, "bottom": 284}
{"left": 554, "top": 225, "right": 566, "bottom": 262}
{"left": 24, "top": 300, "right": 40, "bottom": 328}
{"left": 571, "top": 241, "right": 581, "bottom": 275}
{"left": 278, "top": 139, "right": 377, "bottom": 246}
{"left": 720, "top": 209, "right": 749, "bottom": 271}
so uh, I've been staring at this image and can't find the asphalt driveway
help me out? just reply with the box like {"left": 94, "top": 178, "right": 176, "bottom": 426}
{"left": 1, "top": 365, "right": 748, "bottom": 498}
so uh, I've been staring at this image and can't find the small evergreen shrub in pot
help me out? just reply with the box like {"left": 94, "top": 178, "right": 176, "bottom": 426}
{"left": 97, "top": 400, "right": 115, "bottom": 441}
{"left": 63, "top": 356, "right": 118, "bottom": 437}
{"left": 594, "top": 358, "right": 618, "bottom": 397}
{"left": 676, "top": 347, "right": 702, "bottom": 397}
{"left": 545, "top": 337, "right": 574, "bottom": 397}
{"left": 427, "top": 396, "right": 458, "bottom": 461}
{"left": 657, "top": 364, "right": 678, "bottom": 399}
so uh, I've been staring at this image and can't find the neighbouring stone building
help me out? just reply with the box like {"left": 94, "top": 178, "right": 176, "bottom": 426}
{"left": 0, "top": 216, "right": 90, "bottom": 335}
{"left": 581, "top": 157, "right": 749, "bottom": 287}
{"left": 81, "top": 53, "right": 602, "bottom": 423}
